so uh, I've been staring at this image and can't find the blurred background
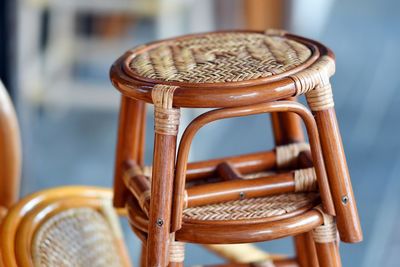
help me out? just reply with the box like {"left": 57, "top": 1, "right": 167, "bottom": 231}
{"left": 1, "top": 0, "right": 399, "bottom": 266}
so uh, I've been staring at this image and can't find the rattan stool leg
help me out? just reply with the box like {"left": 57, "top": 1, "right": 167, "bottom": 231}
{"left": 147, "top": 85, "right": 181, "bottom": 267}
{"left": 292, "top": 56, "right": 362, "bottom": 242}
{"left": 307, "top": 91, "right": 362, "bottom": 242}
{"left": 113, "top": 96, "right": 146, "bottom": 207}
{"left": 295, "top": 232, "right": 319, "bottom": 267}
{"left": 140, "top": 244, "right": 147, "bottom": 267}
{"left": 314, "top": 242, "right": 341, "bottom": 267}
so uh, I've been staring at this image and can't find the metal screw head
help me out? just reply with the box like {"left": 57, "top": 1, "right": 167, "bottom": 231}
{"left": 239, "top": 192, "right": 245, "bottom": 199}
{"left": 341, "top": 195, "right": 349, "bottom": 205}
{"left": 156, "top": 218, "right": 164, "bottom": 226}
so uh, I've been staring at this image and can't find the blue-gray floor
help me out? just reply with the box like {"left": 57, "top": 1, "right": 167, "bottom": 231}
{"left": 19, "top": 0, "right": 400, "bottom": 266}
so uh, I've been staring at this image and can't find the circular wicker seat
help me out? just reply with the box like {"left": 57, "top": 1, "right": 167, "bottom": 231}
{"left": 110, "top": 30, "right": 326, "bottom": 108}
{"left": 127, "top": 32, "right": 313, "bottom": 84}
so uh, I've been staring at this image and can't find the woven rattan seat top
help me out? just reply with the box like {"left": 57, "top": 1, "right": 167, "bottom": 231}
{"left": 183, "top": 192, "right": 319, "bottom": 222}
{"left": 125, "top": 31, "right": 314, "bottom": 85}
{"left": 112, "top": 30, "right": 331, "bottom": 107}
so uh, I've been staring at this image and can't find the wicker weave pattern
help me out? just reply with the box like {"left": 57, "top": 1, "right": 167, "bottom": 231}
{"left": 183, "top": 193, "right": 318, "bottom": 221}
{"left": 129, "top": 33, "right": 312, "bottom": 83}
{"left": 32, "top": 208, "right": 123, "bottom": 267}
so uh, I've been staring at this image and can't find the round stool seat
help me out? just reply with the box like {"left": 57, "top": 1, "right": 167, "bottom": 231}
{"left": 128, "top": 32, "right": 313, "bottom": 84}
{"left": 110, "top": 30, "right": 331, "bottom": 108}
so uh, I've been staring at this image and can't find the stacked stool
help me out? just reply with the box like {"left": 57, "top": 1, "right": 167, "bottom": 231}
{"left": 110, "top": 30, "right": 362, "bottom": 267}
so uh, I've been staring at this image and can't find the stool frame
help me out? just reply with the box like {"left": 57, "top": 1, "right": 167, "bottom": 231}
{"left": 110, "top": 30, "right": 362, "bottom": 267}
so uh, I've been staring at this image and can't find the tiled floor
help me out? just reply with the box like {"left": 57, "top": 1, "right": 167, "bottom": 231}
{"left": 20, "top": 0, "right": 400, "bottom": 266}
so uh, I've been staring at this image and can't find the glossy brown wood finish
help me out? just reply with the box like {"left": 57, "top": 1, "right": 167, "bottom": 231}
{"left": 113, "top": 96, "right": 145, "bottom": 207}
{"left": 217, "top": 162, "right": 242, "bottom": 181}
{"left": 0, "top": 82, "right": 21, "bottom": 209}
{"left": 147, "top": 133, "right": 179, "bottom": 267}
{"left": 185, "top": 150, "right": 276, "bottom": 181}
{"left": 295, "top": 233, "right": 319, "bottom": 267}
{"left": 175, "top": 210, "right": 323, "bottom": 244}
{"left": 314, "top": 109, "right": 362, "bottom": 243}
{"left": 270, "top": 101, "right": 304, "bottom": 146}
{"left": 186, "top": 172, "right": 295, "bottom": 207}
{"left": 172, "top": 101, "right": 334, "bottom": 232}
{"left": 140, "top": 244, "right": 147, "bottom": 267}
{"left": 127, "top": 194, "right": 324, "bottom": 245}
{"left": 314, "top": 242, "right": 342, "bottom": 267}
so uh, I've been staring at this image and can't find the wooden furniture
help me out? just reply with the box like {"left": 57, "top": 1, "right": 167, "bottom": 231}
{"left": 0, "top": 186, "right": 132, "bottom": 267}
{"left": 0, "top": 80, "right": 21, "bottom": 218}
{"left": 110, "top": 30, "right": 362, "bottom": 267}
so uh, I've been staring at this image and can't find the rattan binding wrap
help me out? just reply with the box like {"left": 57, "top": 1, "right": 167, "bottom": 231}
{"left": 276, "top": 142, "right": 310, "bottom": 169}
{"left": 152, "top": 84, "right": 180, "bottom": 135}
{"left": 183, "top": 193, "right": 319, "bottom": 221}
{"left": 129, "top": 32, "right": 312, "bottom": 84}
{"left": 291, "top": 56, "right": 336, "bottom": 111}
{"left": 313, "top": 206, "right": 338, "bottom": 243}
{"left": 32, "top": 208, "right": 123, "bottom": 267}
{"left": 169, "top": 234, "right": 185, "bottom": 263}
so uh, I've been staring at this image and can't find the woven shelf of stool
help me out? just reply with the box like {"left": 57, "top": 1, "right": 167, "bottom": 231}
{"left": 183, "top": 192, "right": 320, "bottom": 224}
{"left": 126, "top": 191, "right": 324, "bottom": 244}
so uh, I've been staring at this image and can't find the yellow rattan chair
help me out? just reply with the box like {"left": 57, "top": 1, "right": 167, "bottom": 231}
{"left": 0, "top": 186, "right": 132, "bottom": 267}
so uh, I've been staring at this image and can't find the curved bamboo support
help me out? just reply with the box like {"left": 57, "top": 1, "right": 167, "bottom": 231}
{"left": 171, "top": 101, "right": 335, "bottom": 232}
{"left": 0, "top": 81, "right": 21, "bottom": 209}
{"left": 127, "top": 194, "right": 324, "bottom": 245}
{"left": 270, "top": 97, "right": 319, "bottom": 267}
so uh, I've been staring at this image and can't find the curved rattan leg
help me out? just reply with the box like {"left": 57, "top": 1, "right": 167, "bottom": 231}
{"left": 147, "top": 85, "right": 181, "bottom": 267}
{"left": 270, "top": 101, "right": 318, "bottom": 267}
{"left": 172, "top": 100, "right": 335, "bottom": 232}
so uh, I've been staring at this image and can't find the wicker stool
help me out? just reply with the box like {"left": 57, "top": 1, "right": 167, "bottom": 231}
{"left": 110, "top": 30, "right": 362, "bottom": 267}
